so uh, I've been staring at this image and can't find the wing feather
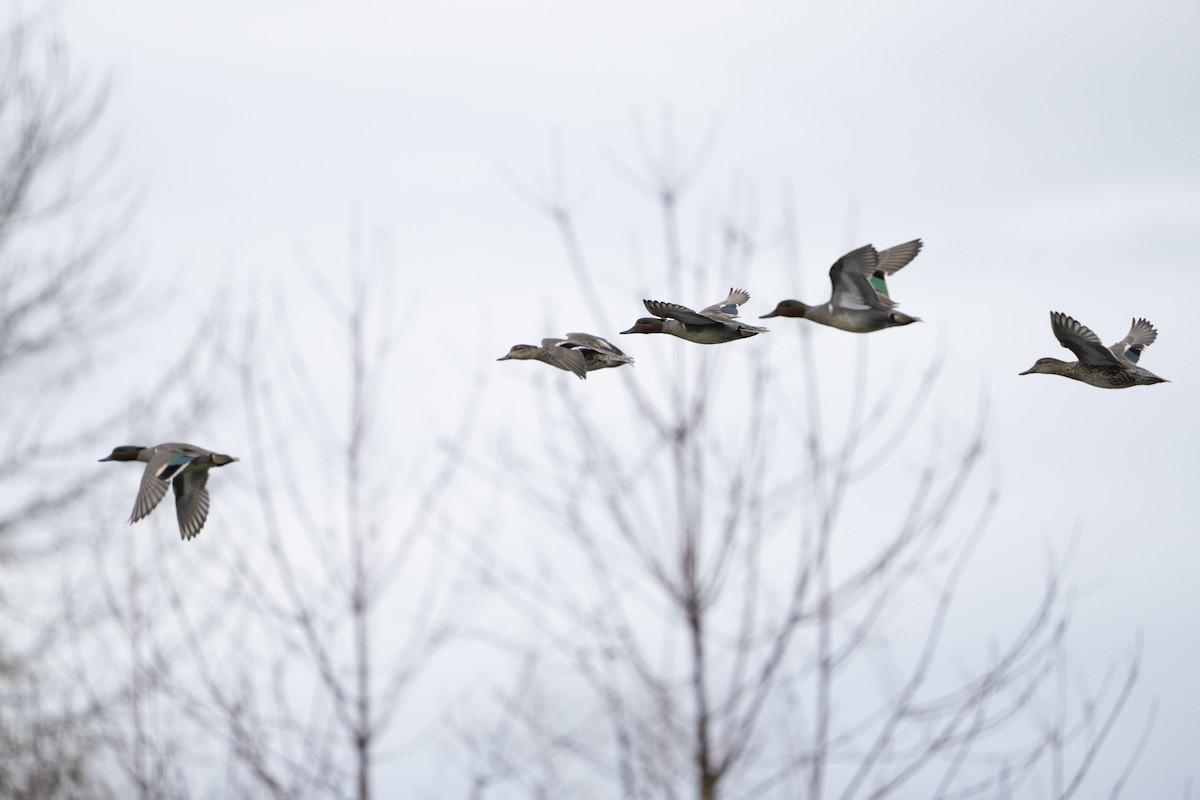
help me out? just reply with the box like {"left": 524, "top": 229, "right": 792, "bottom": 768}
{"left": 829, "top": 246, "right": 894, "bottom": 311}
{"left": 541, "top": 338, "right": 588, "bottom": 379}
{"left": 873, "top": 239, "right": 923, "bottom": 276}
{"left": 644, "top": 299, "right": 715, "bottom": 326}
{"left": 701, "top": 288, "right": 750, "bottom": 316}
{"left": 1050, "top": 312, "right": 1122, "bottom": 365}
{"left": 130, "top": 452, "right": 177, "bottom": 523}
{"left": 173, "top": 470, "right": 211, "bottom": 540}
{"left": 564, "top": 332, "right": 618, "bottom": 354}
{"left": 1108, "top": 318, "right": 1157, "bottom": 364}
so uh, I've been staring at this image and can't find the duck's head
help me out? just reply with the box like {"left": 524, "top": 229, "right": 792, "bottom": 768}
{"left": 760, "top": 300, "right": 807, "bottom": 319}
{"left": 1019, "top": 357, "right": 1067, "bottom": 376}
{"left": 620, "top": 318, "right": 664, "bottom": 335}
{"left": 99, "top": 445, "right": 145, "bottom": 462}
{"left": 497, "top": 344, "right": 537, "bottom": 361}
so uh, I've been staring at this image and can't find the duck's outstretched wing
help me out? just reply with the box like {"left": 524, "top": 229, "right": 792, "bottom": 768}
{"left": 700, "top": 288, "right": 751, "bottom": 318}
{"left": 131, "top": 450, "right": 196, "bottom": 523}
{"left": 564, "top": 332, "right": 618, "bottom": 354}
{"left": 684, "top": 288, "right": 753, "bottom": 328}
{"left": 173, "top": 470, "right": 210, "bottom": 540}
{"left": 1108, "top": 318, "right": 1158, "bottom": 364}
{"left": 563, "top": 333, "right": 634, "bottom": 363}
{"left": 132, "top": 464, "right": 171, "bottom": 523}
{"left": 1050, "top": 312, "right": 1122, "bottom": 365}
{"left": 873, "top": 239, "right": 923, "bottom": 276}
{"left": 829, "top": 245, "right": 895, "bottom": 311}
{"left": 644, "top": 299, "right": 715, "bottom": 326}
{"left": 540, "top": 338, "right": 588, "bottom": 379}
{"left": 870, "top": 239, "right": 923, "bottom": 297}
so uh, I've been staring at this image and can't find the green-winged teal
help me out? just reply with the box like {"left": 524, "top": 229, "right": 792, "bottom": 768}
{"left": 761, "top": 240, "right": 923, "bottom": 332}
{"left": 1020, "top": 312, "right": 1167, "bottom": 388}
{"left": 100, "top": 443, "right": 239, "bottom": 539}
{"left": 621, "top": 288, "right": 767, "bottom": 344}
{"left": 498, "top": 332, "right": 634, "bottom": 380}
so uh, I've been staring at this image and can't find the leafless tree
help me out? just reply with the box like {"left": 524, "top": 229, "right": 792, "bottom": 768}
{"left": 455, "top": 119, "right": 1144, "bottom": 799}
{"left": 0, "top": 13, "right": 133, "bottom": 558}
{"left": 0, "top": 14, "right": 141, "bottom": 797}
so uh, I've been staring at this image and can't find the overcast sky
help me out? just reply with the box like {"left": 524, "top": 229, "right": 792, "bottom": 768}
{"left": 56, "top": 0, "right": 1199, "bottom": 794}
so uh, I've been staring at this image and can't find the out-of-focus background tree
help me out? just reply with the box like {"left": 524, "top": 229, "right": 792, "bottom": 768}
{"left": 0, "top": 17, "right": 126, "bottom": 559}
{"left": 0, "top": 15, "right": 132, "bottom": 796}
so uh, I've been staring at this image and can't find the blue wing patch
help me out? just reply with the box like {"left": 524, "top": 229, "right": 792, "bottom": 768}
{"left": 1125, "top": 345, "right": 1143, "bottom": 364}
{"left": 157, "top": 454, "right": 196, "bottom": 480}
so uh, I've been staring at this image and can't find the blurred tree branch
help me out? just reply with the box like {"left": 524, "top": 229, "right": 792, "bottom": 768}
{"left": 0, "top": 14, "right": 139, "bottom": 798}
{"left": 0, "top": 13, "right": 136, "bottom": 560}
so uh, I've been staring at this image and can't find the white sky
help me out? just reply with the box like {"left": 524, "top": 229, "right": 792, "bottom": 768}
{"left": 56, "top": 0, "right": 1200, "bottom": 795}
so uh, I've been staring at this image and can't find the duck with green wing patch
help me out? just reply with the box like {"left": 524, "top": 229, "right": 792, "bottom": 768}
{"left": 100, "top": 443, "right": 239, "bottom": 539}
{"left": 761, "top": 240, "right": 923, "bottom": 332}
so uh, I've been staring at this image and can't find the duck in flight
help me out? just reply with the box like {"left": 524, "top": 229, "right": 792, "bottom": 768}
{"left": 621, "top": 288, "right": 767, "bottom": 344}
{"left": 100, "top": 443, "right": 239, "bottom": 539}
{"left": 760, "top": 240, "right": 924, "bottom": 332}
{"left": 498, "top": 332, "right": 634, "bottom": 379}
{"left": 1020, "top": 312, "right": 1167, "bottom": 388}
